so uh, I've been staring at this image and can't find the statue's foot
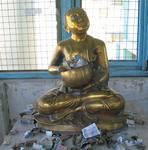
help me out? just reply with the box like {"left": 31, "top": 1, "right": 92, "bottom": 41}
{"left": 96, "top": 114, "right": 126, "bottom": 131}
{"left": 48, "top": 109, "right": 76, "bottom": 123}
{"left": 34, "top": 113, "right": 83, "bottom": 132}
{"left": 34, "top": 107, "right": 78, "bottom": 125}
{"left": 76, "top": 111, "right": 126, "bottom": 131}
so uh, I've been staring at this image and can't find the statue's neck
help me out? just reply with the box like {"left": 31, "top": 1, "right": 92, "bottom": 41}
{"left": 71, "top": 33, "right": 87, "bottom": 42}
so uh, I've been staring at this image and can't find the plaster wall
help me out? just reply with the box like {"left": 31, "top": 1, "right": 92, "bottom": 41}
{"left": 0, "top": 77, "right": 148, "bottom": 120}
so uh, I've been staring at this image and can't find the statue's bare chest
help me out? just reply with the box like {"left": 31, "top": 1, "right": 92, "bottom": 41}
{"left": 62, "top": 43, "right": 97, "bottom": 62}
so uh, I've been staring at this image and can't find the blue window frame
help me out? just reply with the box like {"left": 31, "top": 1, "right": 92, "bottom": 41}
{"left": 0, "top": 0, "right": 148, "bottom": 79}
{"left": 109, "top": 0, "right": 148, "bottom": 76}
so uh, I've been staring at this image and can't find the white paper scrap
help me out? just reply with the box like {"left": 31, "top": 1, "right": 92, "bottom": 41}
{"left": 46, "top": 131, "right": 53, "bottom": 137}
{"left": 32, "top": 143, "right": 43, "bottom": 150}
{"left": 82, "top": 123, "right": 101, "bottom": 138}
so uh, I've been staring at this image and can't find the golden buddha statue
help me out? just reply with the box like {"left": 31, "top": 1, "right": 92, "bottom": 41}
{"left": 35, "top": 8, "right": 125, "bottom": 131}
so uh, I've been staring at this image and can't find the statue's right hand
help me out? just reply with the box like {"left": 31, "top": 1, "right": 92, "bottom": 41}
{"left": 58, "top": 66, "right": 68, "bottom": 72}
{"left": 48, "top": 66, "right": 60, "bottom": 74}
{"left": 48, "top": 66, "right": 68, "bottom": 74}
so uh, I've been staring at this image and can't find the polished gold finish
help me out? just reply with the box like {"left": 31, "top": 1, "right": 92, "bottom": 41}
{"left": 34, "top": 113, "right": 126, "bottom": 132}
{"left": 36, "top": 8, "right": 125, "bottom": 131}
{"left": 65, "top": 8, "right": 90, "bottom": 34}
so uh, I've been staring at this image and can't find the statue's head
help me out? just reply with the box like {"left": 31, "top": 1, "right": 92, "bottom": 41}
{"left": 65, "top": 8, "right": 90, "bottom": 34}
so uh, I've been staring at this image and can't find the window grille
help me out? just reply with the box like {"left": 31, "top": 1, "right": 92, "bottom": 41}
{"left": 82, "top": 0, "right": 139, "bottom": 60}
{"left": 0, "top": 0, "right": 57, "bottom": 71}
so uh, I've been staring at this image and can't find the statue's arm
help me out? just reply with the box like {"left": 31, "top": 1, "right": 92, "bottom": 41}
{"left": 48, "top": 44, "right": 64, "bottom": 75}
{"left": 96, "top": 41, "right": 109, "bottom": 85}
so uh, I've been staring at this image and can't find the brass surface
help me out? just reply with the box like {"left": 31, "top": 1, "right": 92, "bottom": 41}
{"left": 36, "top": 8, "right": 125, "bottom": 131}
{"left": 61, "top": 64, "right": 93, "bottom": 88}
{"left": 34, "top": 113, "right": 126, "bottom": 132}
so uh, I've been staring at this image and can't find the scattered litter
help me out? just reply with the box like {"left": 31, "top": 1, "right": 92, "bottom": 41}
{"left": 26, "top": 104, "right": 34, "bottom": 112}
{"left": 80, "top": 137, "right": 98, "bottom": 149}
{"left": 136, "top": 144, "right": 146, "bottom": 150}
{"left": 12, "top": 139, "right": 37, "bottom": 150}
{"left": 135, "top": 118, "right": 145, "bottom": 125}
{"left": 2, "top": 109, "right": 146, "bottom": 150}
{"left": 136, "top": 138, "right": 143, "bottom": 145}
{"left": 53, "top": 131, "right": 62, "bottom": 137}
{"left": 125, "top": 140, "right": 135, "bottom": 146}
{"left": 87, "top": 137, "right": 98, "bottom": 145}
{"left": 126, "top": 119, "right": 135, "bottom": 127}
{"left": 33, "top": 127, "right": 45, "bottom": 134}
{"left": 116, "top": 144, "right": 126, "bottom": 150}
{"left": 83, "top": 143, "right": 92, "bottom": 150}
{"left": 105, "top": 134, "right": 115, "bottom": 147}
{"left": 45, "top": 130, "right": 52, "bottom": 137}
{"left": 9, "top": 128, "right": 19, "bottom": 135}
{"left": 96, "top": 137, "right": 105, "bottom": 145}
{"left": 81, "top": 138, "right": 89, "bottom": 149}
{"left": 19, "top": 104, "right": 36, "bottom": 125}
{"left": 126, "top": 111, "right": 145, "bottom": 126}
{"left": 56, "top": 144, "right": 68, "bottom": 150}
{"left": 61, "top": 135, "right": 72, "bottom": 142}
{"left": 3, "top": 136, "right": 11, "bottom": 145}
{"left": 20, "top": 147, "right": 25, "bottom": 150}
{"left": 82, "top": 123, "right": 101, "bottom": 138}
{"left": 19, "top": 104, "right": 34, "bottom": 117}
{"left": 131, "top": 135, "right": 138, "bottom": 141}
{"left": 72, "top": 134, "right": 82, "bottom": 145}
{"left": 24, "top": 130, "right": 33, "bottom": 138}
{"left": 117, "top": 136, "right": 124, "bottom": 144}
{"left": 20, "top": 114, "right": 34, "bottom": 124}
{"left": 40, "top": 136, "right": 54, "bottom": 149}
{"left": 24, "top": 127, "right": 45, "bottom": 138}
{"left": 53, "top": 136, "right": 62, "bottom": 149}
{"left": 130, "top": 135, "right": 144, "bottom": 146}
{"left": 32, "top": 143, "right": 43, "bottom": 150}
{"left": 115, "top": 134, "right": 146, "bottom": 150}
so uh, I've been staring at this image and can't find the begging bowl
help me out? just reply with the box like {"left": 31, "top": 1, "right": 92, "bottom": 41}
{"left": 60, "top": 64, "right": 93, "bottom": 88}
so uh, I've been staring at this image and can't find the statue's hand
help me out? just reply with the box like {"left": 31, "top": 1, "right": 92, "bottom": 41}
{"left": 99, "top": 72, "right": 108, "bottom": 83}
{"left": 58, "top": 66, "right": 68, "bottom": 72}
{"left": 48, "top": 66, "right": 69, "bottom": 74}
{"left": 93, "top": 69, "right": 109, "bottom": 88}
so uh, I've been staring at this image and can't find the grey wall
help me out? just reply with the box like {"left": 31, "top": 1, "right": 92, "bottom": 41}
{"left": 0, "top": 77, "right": 148, "bottom": 141}
{"left": 0, "top": 82, "right": 11, "bottom": 143}
{"left": 0, "top": 77, "right": 148, "bottom": 120}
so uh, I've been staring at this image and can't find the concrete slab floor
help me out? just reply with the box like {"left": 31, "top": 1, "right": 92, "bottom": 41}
{"left": 0, "top": 100, "right": 148, "bottom": 150}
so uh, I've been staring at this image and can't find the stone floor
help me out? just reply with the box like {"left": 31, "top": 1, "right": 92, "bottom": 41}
{"left": 0, "top": 100, "right": 148, "bottom": 150}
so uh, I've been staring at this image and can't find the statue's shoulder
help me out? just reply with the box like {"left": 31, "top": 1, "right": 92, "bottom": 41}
{"left": 94, "top": 38, "right": 105, "bottom": 47}
{"left": 55, "top": 39, "right": 71, "bottom": 52}
{"left": 57, "top": 39, "right": 71, "bottom": 47}
{"left": 87, "top": 35, "right": 105, "bottom": 47}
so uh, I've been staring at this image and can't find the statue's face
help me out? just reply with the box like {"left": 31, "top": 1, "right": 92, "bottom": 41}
{"left": 65, "top": 8, "right": 90, "bottom": 34}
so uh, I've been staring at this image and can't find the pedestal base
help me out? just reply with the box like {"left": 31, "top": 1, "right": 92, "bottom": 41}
{"left": 34, "top": 113, "right": 126, "bottom": 132}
